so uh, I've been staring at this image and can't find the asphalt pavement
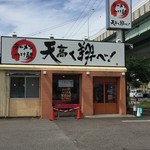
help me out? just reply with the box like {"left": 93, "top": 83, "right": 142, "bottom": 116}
{"left": 0, "top": 116, "right": 150, "bottom": 150}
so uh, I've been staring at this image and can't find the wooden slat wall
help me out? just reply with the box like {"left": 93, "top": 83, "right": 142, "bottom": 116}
{"left": 0, "top": 71, "right": 9, "bottom": 117}
{"left": 9, "top": 99, "right": 40, "bottom": 117}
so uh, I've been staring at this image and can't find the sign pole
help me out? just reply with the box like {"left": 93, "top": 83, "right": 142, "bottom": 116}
{"left": 116, "top": 30, "right": 125, "bottom": 43}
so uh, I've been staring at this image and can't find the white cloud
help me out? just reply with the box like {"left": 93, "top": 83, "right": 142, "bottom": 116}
{"left": 0, "top": 0, "right": 70, "bottom": 38}
{"left": 64, "top": 0, "right": 87, "bottom": 11}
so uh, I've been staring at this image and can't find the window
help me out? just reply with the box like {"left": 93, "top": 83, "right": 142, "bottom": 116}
{"left": 105, "top": 84, "right": 116, "bottom": 103}
{"left": 10, "top": 76, "right": 39, "bottom": 98}
{"left": 93, "top": 84, "right": 104, "bottom": 103}
{"left": 93, "top": 82, "right": 116, "bottom": 103}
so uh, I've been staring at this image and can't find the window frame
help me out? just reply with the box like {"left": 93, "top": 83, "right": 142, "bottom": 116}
{"left": 10, "top": 75, "right": 40, "bottom": 99}
{"left": 93, "top": 81, "right": 117, "bottom": 104}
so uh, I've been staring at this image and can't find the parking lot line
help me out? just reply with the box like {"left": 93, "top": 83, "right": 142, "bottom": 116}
{"left": 122, "top": 120, "right": 150, "bottom": 123}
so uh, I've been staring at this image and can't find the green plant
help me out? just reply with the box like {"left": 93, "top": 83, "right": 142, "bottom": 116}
{"left": 126, "top": 57, "right": 150, "bottom": 88}
{"left": 140, "top": 100, "right": 150, "bottom": 108}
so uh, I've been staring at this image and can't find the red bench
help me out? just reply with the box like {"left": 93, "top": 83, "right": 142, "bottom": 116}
{"left": 52, "top": 104, "right": 81, "bottom": 119}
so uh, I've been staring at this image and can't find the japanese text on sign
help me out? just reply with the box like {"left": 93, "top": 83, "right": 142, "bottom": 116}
{"left": 1, "top": 37, "right": 125, "bottom": 67}
{"left": 106, "top": 0, "right": 132, "bottom": 29}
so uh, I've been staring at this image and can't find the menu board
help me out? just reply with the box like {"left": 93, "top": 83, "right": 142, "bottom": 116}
{"left": 58, "top": 80, "right": 73, "bottom": 87}
{"left": 61, "top": 87, "right": 71, "bottom": 102}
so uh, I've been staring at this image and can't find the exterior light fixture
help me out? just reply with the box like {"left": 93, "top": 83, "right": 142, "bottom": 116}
{"left": 43, "top": 71, "right": 47, "bottom": 75}
{"left": 86, "top": 71, "right": 90, "bottom": 76}
{"left": 12, "top": 32, "right": 17, "bottom": 37}
{"left": 122, "top": 72, "right": 125, "bottom": 76}
{"left": 50, "top": 34, "right": 54, "bottom": 39}
{"left": 83, "top": 36, "right": 88, "bottom": 41}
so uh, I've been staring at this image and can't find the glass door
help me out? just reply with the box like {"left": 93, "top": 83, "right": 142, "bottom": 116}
{"left": 53, "top": 75, "right": 80, "bottom": 105}
{"left": 105, "top": 84, "right": 116, "bottom": 103}
{"left": 93, "top": 78, "right": 118, "bottom": 114}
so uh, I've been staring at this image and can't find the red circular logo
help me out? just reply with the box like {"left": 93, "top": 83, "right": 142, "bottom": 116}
{"left": 11, "top": 39, "right": 36, "bottom": 63}
{"left": 111, "top": 0, "right": 129, "bottom": 18}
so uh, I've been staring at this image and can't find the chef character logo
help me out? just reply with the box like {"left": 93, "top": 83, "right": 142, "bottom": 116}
{"left": 11, "top": 39, "right": 36, "bottom": 63}
{"left": 111, "top": 0, "right": 129, "bottom": 18}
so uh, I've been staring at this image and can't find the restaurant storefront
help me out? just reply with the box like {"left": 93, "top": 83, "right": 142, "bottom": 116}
{"left": 0, "top": 37, "right": 126, "bottom": 119}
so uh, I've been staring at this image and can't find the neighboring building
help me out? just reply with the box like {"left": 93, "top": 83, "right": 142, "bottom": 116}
{"left": 0, "top": 37, "right": 126, "bottom": 118}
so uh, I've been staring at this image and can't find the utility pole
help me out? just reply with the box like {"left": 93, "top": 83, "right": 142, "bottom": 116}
{"left": 88, "top": 13, "right": 89, "bottom": 40}
{"left": 88, "top": 9, "right": 94, "bottom": 40}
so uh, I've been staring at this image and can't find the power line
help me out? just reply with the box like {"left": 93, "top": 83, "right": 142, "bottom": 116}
{"left": 21, "top": 17, "right": 79, "bottom": 37}
{"left": 69, "top": 0, "right": 105, "bottom": 38}
{"left": 70, "top": 11, "right": 94, "bottom": 38}
{"left": 63, "top": 0, "right": 93, "bottom": 38}
{"left": 21, "top": 0, "right": 105, "bottom": 38}
{"left": 65, "top": 0, "right": 98, "bottom": 38}
{"left": 68, "top": 27, "right": 101, "bottom": 39}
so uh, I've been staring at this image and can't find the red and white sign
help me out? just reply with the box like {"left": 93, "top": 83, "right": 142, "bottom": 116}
{"left": 106, "top": 0, "right": 132, "bottom": 29}
{"left": 1, "top": 36, "right": 125, "bottom": 67}
{"left": 11, "top": 39, "right": 36, "bottom": 63}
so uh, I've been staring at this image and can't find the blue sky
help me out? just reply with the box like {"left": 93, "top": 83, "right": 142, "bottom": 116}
{"left": 0, "top": 0, "right": 148, "bottom": 40}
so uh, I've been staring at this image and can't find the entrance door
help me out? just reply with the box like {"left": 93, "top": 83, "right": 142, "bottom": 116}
{"left": 52, "top": 74, "right": 80, "bottom": 105}
{"left": 93, "top": 78, "right": 118, "bottom": 114}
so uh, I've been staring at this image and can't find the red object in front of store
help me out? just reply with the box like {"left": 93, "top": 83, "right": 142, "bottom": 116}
{"left": 76, "top": 105, "right": 81, "bottom": 119}
{"left": 50, "top": 107, "right": 56, "bottom": 121}
{"left": 52, "top": 104, "right": 81, "bottom": 120}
